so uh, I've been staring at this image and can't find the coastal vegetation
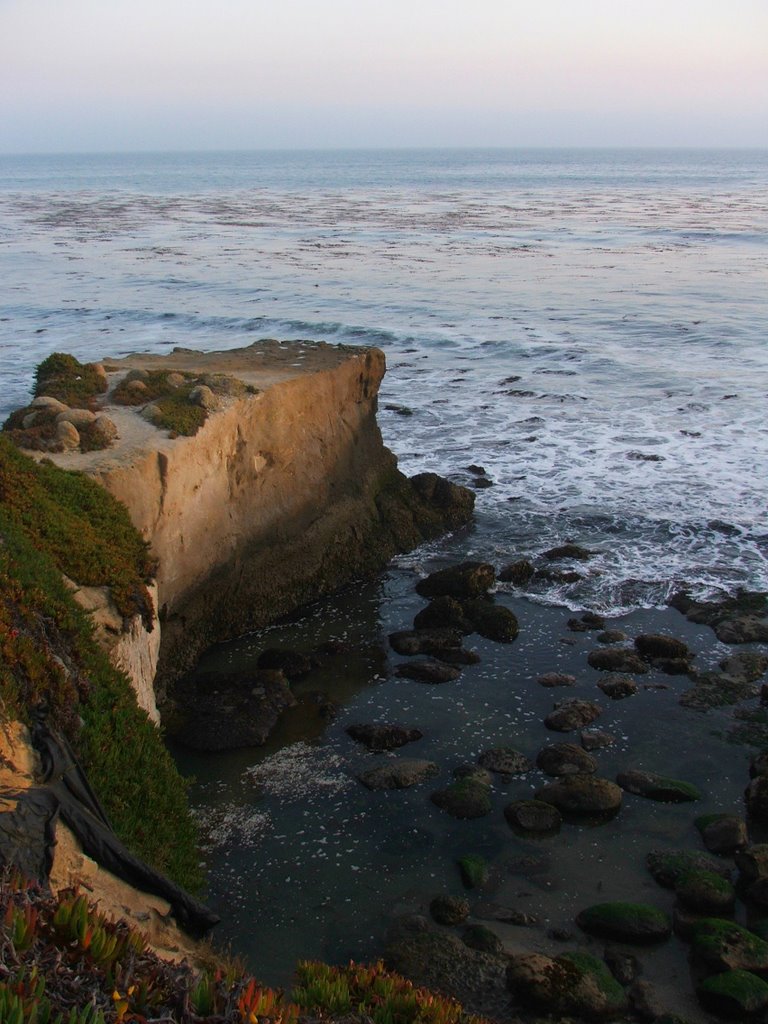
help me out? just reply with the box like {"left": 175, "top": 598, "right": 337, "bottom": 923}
{"left": 0, "top": 435, "right": 200, "bottom": 889}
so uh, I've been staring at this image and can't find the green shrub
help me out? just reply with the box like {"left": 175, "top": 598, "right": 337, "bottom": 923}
{"left": 34, "top": 353, "right": 107, "bottom": 409}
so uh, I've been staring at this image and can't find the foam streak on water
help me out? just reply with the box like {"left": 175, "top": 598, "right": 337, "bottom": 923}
{"left": 1, "top": 149, "right": 767, "bottom": 611}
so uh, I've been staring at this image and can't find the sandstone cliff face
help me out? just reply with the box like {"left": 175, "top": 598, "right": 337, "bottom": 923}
{"left": 45, "top": 342, "right": 472, "bottom": 696}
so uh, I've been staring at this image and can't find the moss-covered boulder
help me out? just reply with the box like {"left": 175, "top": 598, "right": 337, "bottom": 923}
{"left": 504, "top": 800, "right": 562, "bottom": 836}
{"left": 536, "top": 776, "right": 622, "bottom": 820}
{"left": 430, "top": 779, "right": 492, "bottom": 819}
{"left": 458, "top": 854, "right": 488, "bottom": 889}
{"left": 698, "top": 969, "right": 768, "bottom": 1017}
{"left": 736, "top": 844, "right": 768, "bottom": 884}
{"left": 616, "top": 769, "right": 701, "bottom": 802}
{"left": 412, "top": 599, "right": 473, "bottom": 633}
{"left": 34, "top": 352, "right": 108, "bottom": 407}
{"left": 462, "top": 598, "right": 519, "bottom": 643}
{"left": 461, "top": 924, "right": 504, "bottom": 954}
{"left": 506, "top": 950, "right": 627, "bottom": 1018}
{"left": 588, "top": 646, "right": 649, "bottom": 674}
{"left": 647, "top": 848, "right": 733, "bottom": 889}
{"left": 536, "top": 742, "right": 597, "bottom": 776}
{"left": 691, "top": 918, "right": 768, "bottom": 973}
{"left": 695, "top": 813, "right": 748, "bottom": 855}
{"left": 576, "top": 901, "right": 672, "bottom": 943}
{"left": 675, "top": 868, "right": 736, "bottom": 914}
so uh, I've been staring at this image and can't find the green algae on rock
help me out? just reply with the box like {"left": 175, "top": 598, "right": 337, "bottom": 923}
{"left": 698, "top": 969, "right": 768, "bottom": 1017}
{"left": 458, "top": 854, "right": 488, "bottom": 889}
{"left": 691, "top": 918, "right": 768, "bottom": 974}
{"left": 616, "top": 768, "right": 701, "bottom": 803}
{"left": 506, "top": 949, "right": 627, "bottom": 1018}
{"left": 576, "top": 901, "right": 672, "bottom": 943}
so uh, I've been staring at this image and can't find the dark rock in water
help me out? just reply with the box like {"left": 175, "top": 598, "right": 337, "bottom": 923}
{"left": 409, "top": 472, "right": 477, "bottom": 532}
{"left": 545, "top": 698, "right": 602, "bottom": 732}
{"left": 576, "top": 901, "right": 672, "bottom": 943}
{"left": 627, "top": 450, "right": 664, "bottom": 461}
{"left": 498, "top": 559, "right": 535, "bottom": 586}
{"left": 690, "top": 918, "right": 768, "bottom": 974}
{"left": 635, "top": 634, "right": 692, "bottom": 661}
{"left": 358, "top": 758, "right": 439, "bottom": 790}
{"left": 431, "top": 779, "right": 492, "bottom": 819}
{"left": 458, "top": 854, "right": 488, "bottom": 889}
{"left": 346, "top": 723, "right": 423, "bottom": 751}
{"left": 413, "top": 598, "right": 473, "bottom": 633}
{"left": 536, "top": 743, "right": 597, "bottom": 777}
{"left": 598, "top": 629, "right": 627, "bottom": 644}
{"left": 436, "top": 646, "right": 481, "bottom": 666}
{"left": 390, "top": 626, "right": 464, "bottom": 655}
{"left": 581, "top": 728, "right": 615, "bottom": 751}
{"left": 503, "top": 800, "right": 562, "bottom": 835}
{"left": 506, "top": 950, "right": 627, "bottom": 1018}
{"left": 680, "top": 669, "right": 759, "bottom": 709}
{"left": 171, "top": 669, "right": 296, "bottom": 751}
{"left": 597, "top": 673, "right": 638, "bottom": 700}
{"left": 384, "top": 915, "right": 509, "bottom": 1021}
{"left": 466, "top": 464, "right": 487, "bottom": 475}
{"left": 396, "top": 659, "right": 462, "bottom": 684}
{"left": 745, "top": 776, "right": 768, "bottom": 821}
{"left": 472, "top": 476, "right": 494, "bottom": 489}
{"left": 646, "top": 849, "right": 733, "bottom": 889}
{"left": 735, "top": 844, "right": 768, "bottom": 884}
{"left": 453, "top": 763, "right": 493, "bottom": 785}
{"left": 588, "top": 647, "right": 649, "bottom": 674}
{"left": 384, "top": 403, "right": 413, "bottom": 416}
{"left": 674, "top": 868, "right": 736, "bottom": 914}
{"left": 256, "top": 648, "right": 313, "bottom": 678}
{"left": 430, "top": 894, "right": 470, "bottom": 926}
{"left": 582, "top": 611, "right": 606, "bottom": 628}
{"left": 477, "top": 746, "right": 532, "bottom": 776}
{"left": 544, "top": 544, "right": 596, "bottom": 561}
{"left": 670, "top": 590, "right": 768, "bottom": 644}
{"left": 415, "top": 561, "right": 496, "bottom": 599}
{"left": 567, "top": 618, "right": 591, "bottom": 632}
{"left": 698, "top": 969, "right": 768, "bottom": 1017}
{"left": 461, "top": 924, "right": 504, "bottom": 954}
{"left": 627, "top": 980, "right": 667, "bottom": 1021}
{"left": 462, "top": 598, "right": 519, "bottom": 643}
{"left": 535, "top": 776, "right": 622, "bottom": 819}
{"left": 473, "top": 902, "right": 538, "bottom": 926}
{"left": 536, "top": 568, "right": 583, "bottom": 584}
{"left": 695, "top": 813, "right": 748, "bottom": 855}
{"left": 617, "top": 769, "right": 701, "bottom": 803}
{"left": 721, "top": 651, "right": 768, "bottom": 682}
{"left": 604, "top": 945, "right": 639, "bottom": 985}
{"left": 537, "top": 671, "right": 576, "bottom": 687}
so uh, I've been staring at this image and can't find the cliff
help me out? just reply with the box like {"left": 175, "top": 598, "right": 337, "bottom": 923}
{"left": 34, "top": 340, "right": 473, "bottom": 697}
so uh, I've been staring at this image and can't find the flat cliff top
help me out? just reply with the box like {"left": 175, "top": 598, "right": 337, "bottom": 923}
{"left": 102, "top": 338, "right": 365, "bottom": 388}
{"left": 20, "top": 340, "right": 381, "bottom": 473}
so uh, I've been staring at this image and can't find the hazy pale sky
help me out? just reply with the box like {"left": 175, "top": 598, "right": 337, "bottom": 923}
{"left": 1, "top": 0, "right": 767, "bottom": 152}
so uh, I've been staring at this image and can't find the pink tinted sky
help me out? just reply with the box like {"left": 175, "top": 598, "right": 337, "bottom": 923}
{"left": 1, "top": 0, "right": 767, "bottom": 151}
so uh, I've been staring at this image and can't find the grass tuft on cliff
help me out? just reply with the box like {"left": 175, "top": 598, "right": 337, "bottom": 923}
{"left": 35, "top": 352, "right": 107, "bottom": 408}
{"left": 0, "top": 438, "right": 200, "bottom": 890}
{"left": 112, "top": 370, "right": 207, "bottom": 436}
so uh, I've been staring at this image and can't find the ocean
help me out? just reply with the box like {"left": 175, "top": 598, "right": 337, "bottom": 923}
{"left": 2, "top": 149, "right": 768, "bottom": 1010}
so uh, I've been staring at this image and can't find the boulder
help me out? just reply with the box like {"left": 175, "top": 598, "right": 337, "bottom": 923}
{"left": 670, "top": 590, "right": 768, "bottom": 644}
{"left": 634, "top": 634, "right": 692, "bottom": 661}
{"left": 503, "top": 800, "right": 562, "bottom": 835}
{"left": 346, "top": 723, "right": 423, "bottom": 751}
{"left": 477, "top": 746, "right": 531, "bottom": 776}
{"left": 452, "top": 763, "right": 493, "bottom": 786}
{"left": 698, "top": 969, "right": 768, "bottom": 1017}
{"left": 56, "top": 407, "right": 96, "bottom": 428}
{"left": 92, "top": 414, "right": 118, "bottom": 443}
{"left": 544, "top": 544, "right": 596, "bottom": 561}
{"left": 412, "top": 599, "right": 472, "bottom": 633}
{"left": 597, "top": 673, "right": 638, "bottom": 699}
{"left": 189, "top": 384, "right": 218, "bottom": 410}
{"left": 721, "top": 651, "right": 768, "bottom": 682}
{"left": 458, "top": 854, "right": 488, "bottom": 889}
{"left": 535, "top": 776, "right": 622, "bottom": 819}
{"left": 646, "top": 849, "right": 733, "bottom": 889}
{"left": 537, "top": 672, "right": 576, "bottom": 688}
{"left": 30, "top": 395, "right": 69, "bottom": 413}
{"left": 536, "top": 743, "right": 597, "bottom": 777}
{"left": 390, "top": 626, "right": 464, "bottom": 655}
{"left": 545, "top": 698, "right": 602, "bottom": 732}
{"left": 55, "top": 419, "right": 80, "bottom": 450}
{"left": 462, "top": 599, "right": 519, "bottom": 643}
{"left": 695, "top": 813, "right": 748, "bottom": 855}
{"left": 415, "top": 561, "right": 496, "bottom": 599}
{"left": 675, "top": 868, "right": 736, "bottom": 914}
{"left": 410, "top": 473, "right": 477, "bottom": 532}
{"left": 581, "top": 728, "right": 615, "bottom": 751}
{"left": 461, "top": 924, "right": 504, "bottom": 954}
{"left": 395, "top": 659, "right": 461, "bottom": 684}
{"left": 430, "top": 779, "right": 492, "bottom": 819}
{"left": 576, "top": 901, "right": 672, "bottom": 943}
{"left": 506, "top": 951, "right": 626, "bottom": 1018}
{"left": 498, "top": 559, "right": 534, "bottom": 586}
{"left": 588, "top": 647, "right": 649, "bottom": 674}
{"left": 735, "top": 844, "right": 768, "bottom": 885}
{"left": 691, "top": 918, "right": 768, "bottom": 973}
{"left": 604, "top": 946, "right": 639, "bottom": 985}
{"left": 429, "top": 894, "right": 470, "bottom": 926}
{"left": 617, "top": 769, "right": 701, "bottom": 803}
{"left": 358, "top": 758, "right": 439, "bottom": 790}
{"left": 597, "top": 629, "right": 627, "bottom": 644}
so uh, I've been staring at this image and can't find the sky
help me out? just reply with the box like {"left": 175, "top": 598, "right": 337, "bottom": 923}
{"left": 1, "top": 0, "right": 767, "bottom": 152}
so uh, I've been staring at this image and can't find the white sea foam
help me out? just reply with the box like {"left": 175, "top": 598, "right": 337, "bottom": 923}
{"left": 244, "top": 742, "right": 353, "bottom": 801}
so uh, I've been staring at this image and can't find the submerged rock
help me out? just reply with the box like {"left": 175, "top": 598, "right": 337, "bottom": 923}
{"left": 461, "top": 924, "right": 504, "bottom": 954}
{"left": 588, "top": 647, "right": 649, "bottom": 674}
{"left": 458, "top": 854, "right": 489, "bottom": 889}
{"left": 430, "top": 779, "right": 492, "bottom": 819}
{"left": 544, "top": 544, "right": 596, "bottom": 562}
{"left": 616, "top": 769, "right": 701, "bottom": 803}
{"left": 257, "top": 648, "right": 313, "bottom": 678}
{"left": 674, "top": 868, "right": 736, "bottom": 914}
{"left": 695, "top": 813, "right": 748, "bottom": 855}
{"left": 477, "top": 746, "right": 532, "bottom": 777}
{"left": 535, "top": 776, "right": 622, "bottom": 819}
{"left": 395, "top": 659, "right": 462, "bottom": 684}
{"left": 536, "top": 743, "right": 597, "bottom": 777}
{"left": 389, "top": 626, "right": 465, "bottom": 655}
{"left": 698, "top": 969, "right": 768, "bottom": 1017}
{"left": 358, "top": 758, "right": 439, "bottom": 790}
{"left": 670, "top": 590, "right": 768, "bottom": 644}
{"left": 462, "top": 598, "right": 520, "bottom": 643}
{"left": 503, "top": 799, "right": 562, "bottom": 835}
{"left": 690, "top": 918, "right": 768, "bottom": 973}
{"left": 412, "top": 599, "right": 472, "bottom": 633}
{"left": 646, "top": 849, "right": 733, "bottom": 889}
{"left": 545, "top": 698, "right": 602, "bottom": 732}
{"left": 634, "top": 633, "right": 693, "bottom": 661}
{"left": 498, "top": 559, "right": 534, "bottom": 586}
{"left": 346, "top": 723, "right": 423, "bottom": 751}
{"left": 429, "top": 894, "right": 470, "bottom": 926}
{"left": 597, "top": 673, "right": 638, "bottom": 699}
{"left": 537, "top": 672, "right": 576, "bottom": 688}
{"left": 576, "top": 901, "right": 672, "bottom": 943}
{"left": 581, "top": 728, "right": 615, "bottom": 751}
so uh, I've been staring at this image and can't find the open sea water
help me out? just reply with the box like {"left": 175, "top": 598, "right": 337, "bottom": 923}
{"left": 1, "top": 148, "right": 767, "bottom": 612}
